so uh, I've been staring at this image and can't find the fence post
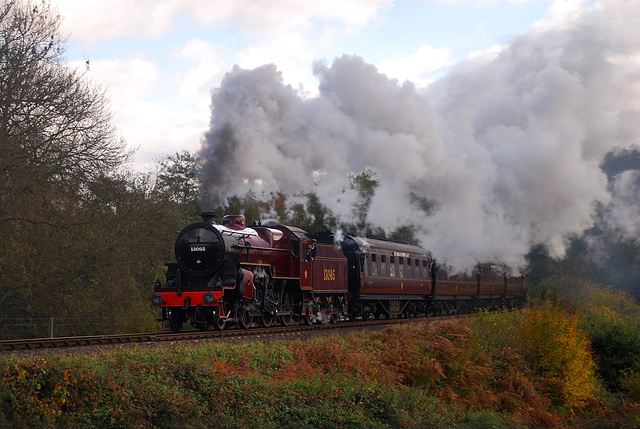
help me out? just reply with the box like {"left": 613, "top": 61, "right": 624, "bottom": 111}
{"left": 49, "top": 317, "right": 54, "bottom": 338}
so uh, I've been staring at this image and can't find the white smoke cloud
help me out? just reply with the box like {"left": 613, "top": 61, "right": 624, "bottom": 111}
{"left": 199, "top": 0, "right": 640, "bottom": 271}
{"left": 604, "top": 170, "right": 640, "bottom": 243}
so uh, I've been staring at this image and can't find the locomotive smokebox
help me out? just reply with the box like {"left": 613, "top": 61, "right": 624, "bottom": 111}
{"left": 201, "top": 212, "right": 216, "bottom": 224}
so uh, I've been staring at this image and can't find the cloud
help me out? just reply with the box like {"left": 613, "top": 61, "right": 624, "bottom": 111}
{"left": 77, "top": 57, "right": 160, "bottom": 98}
{"left": 377, "top": 44, "right": 455, "bottom": 86}
{"left": 168, "top": 39, "right": 226, "bottom": 98}
{"left": 70, "top": 57, "right": 206, "bottom": 169}
{"left": 169, "top": 39, "right": 220, "bottom": 64}
{"left": 55, "top": 0, "right": 390, "bottom": 41}
{"left": 55, "top": 0, "right": 176, "bottom": 40}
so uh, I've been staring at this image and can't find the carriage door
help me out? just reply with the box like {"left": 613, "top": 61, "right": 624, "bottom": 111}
{"left": 300, "top": 240, "right": 313, "bottom": 290}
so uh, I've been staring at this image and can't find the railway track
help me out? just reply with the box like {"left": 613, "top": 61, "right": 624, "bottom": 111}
{"left": 0, "top": 315, "right": 431, "bottom": 352}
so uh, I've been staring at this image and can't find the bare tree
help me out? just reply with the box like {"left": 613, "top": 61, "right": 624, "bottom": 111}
{"left": 0, "top": 1, "right": 138, "bottom": 336}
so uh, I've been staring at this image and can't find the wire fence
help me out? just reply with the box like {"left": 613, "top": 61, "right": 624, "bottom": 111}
{"left": 0, "top": 316, "right": 127, "bottom": 340}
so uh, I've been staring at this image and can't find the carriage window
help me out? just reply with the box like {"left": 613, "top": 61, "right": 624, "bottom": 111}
{"left": 381, "top": 255, "right": 387, "bottom": 277}
{"left": 406, "top": 265, "right": 411, "bottom": 278}
{"left": 424, "top": 260, "right": 431, "bottom": 279}
{"left": 399, "top": 264, "right": 404, "bottom": 278}
{"left": 371, "top": 254, "right": 377, "bottom": 276}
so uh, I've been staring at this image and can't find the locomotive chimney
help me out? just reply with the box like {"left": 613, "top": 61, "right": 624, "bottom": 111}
{"left": 201, "top": 212, "right": 217, "bottom": 224}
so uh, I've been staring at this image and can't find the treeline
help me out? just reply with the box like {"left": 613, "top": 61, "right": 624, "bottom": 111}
{"left": 0, "top": 1, "right": 202, "bottom": 338}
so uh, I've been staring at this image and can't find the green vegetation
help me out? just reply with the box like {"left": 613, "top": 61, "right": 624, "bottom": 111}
{"left": 3, "top": 276, "right": 640, "bottom": 428}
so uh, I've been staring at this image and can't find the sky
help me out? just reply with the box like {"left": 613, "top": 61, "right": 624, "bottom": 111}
{"left": 55, "top": 0, "right": 558, "bottom": 170}
{"left": 49, "top": 0, "right": 640, "bottom": 271}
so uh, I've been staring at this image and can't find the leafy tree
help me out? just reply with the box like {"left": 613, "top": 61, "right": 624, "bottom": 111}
{"left": 409, "top": 191, "right": 438, "bottom": 216}
{"left": 154, "top": 150, "right": 200, "bottom": 218}
{"left": 348, "top": 168, "right": 378, "bottom": 234}
{"left": 304, "top": 192, "right": 338, "bottom": 234}
{"left": 389, "top": 224, "right": 419, "bottom": 245}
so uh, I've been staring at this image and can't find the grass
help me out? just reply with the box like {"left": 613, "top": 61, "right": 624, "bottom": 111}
{"left": 2, "top": 276, "right": 640, "bottom": 427}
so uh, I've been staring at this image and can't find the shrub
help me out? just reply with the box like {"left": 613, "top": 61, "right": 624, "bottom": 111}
{"left": 520, "top": 305, "right": 599, "bottom": 409}
{"left": 621, "top": 369, "right": 640, "bottom": 402}
{"left": 583, "top": 315, "right": 640, "bottom": 391}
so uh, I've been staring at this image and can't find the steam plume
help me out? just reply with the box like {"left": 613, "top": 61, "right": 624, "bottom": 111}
{"left": 199, "top": 0, "right": 640, "bottom": 270}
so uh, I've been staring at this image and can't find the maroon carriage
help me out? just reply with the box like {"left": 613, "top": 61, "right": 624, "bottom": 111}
{"left": 342, "top": 236, "right": 433, "bottom": 319}
{"left": 431, "top": 263, "right": 528, "bottom": 314}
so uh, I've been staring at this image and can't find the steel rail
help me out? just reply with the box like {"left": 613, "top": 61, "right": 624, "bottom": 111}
{"left": 0, "top": 315, "right": 451, "bottom": 352}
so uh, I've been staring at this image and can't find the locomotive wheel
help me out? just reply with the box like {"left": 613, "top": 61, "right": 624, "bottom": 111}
{"left": 260, "top": 314, "right": 276, "bottom": 328}
{"left": 214, "top": 317, "right": 227, "bottom": 331}
{"left": 239, "top": 308, "right": 253, "bottom": 329}
{"left": 279, "top": 290, "right": 294, "bottom": 326}
{"left": 303, "top": 314, "right": 315, "bottom": 325}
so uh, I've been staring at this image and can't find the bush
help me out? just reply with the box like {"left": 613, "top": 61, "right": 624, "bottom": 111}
{"left": 584, "top": 315, "right": 640, "bottom": 391}
{"left": 532, "top": 274, "right": 640, "bottom": 393}
{"left": 520, "top": 305, "right": 599, "bottom": 409}
{"left": 471, "top": 305, "right": 599, "bottom": 410}
{"left": 621, "top": 369, "right": 640, "bottom": 402}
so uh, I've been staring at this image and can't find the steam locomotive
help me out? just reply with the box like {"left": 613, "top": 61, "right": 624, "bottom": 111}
{"left": 152, "top": 213, "right": 528, "bottom": 332}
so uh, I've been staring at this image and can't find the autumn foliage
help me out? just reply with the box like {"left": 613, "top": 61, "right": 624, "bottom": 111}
{"left": 2, "top": 276, "right": 640, "bottom": 427}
